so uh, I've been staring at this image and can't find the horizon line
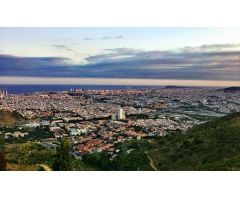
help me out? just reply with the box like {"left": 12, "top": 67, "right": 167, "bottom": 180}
{"left": 1, "top": 76, "right": 240, "bottom": 87}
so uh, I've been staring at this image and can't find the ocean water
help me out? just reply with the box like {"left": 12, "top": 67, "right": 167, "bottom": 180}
{"left": 0, "top": 85, "right": 156, "bottom": 94}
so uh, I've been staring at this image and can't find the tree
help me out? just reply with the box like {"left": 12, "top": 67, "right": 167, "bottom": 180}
{"left": 0, "top": 136, "right": 7, "bottom": 171}
{"left": 83, "top": 152, "right": 112, "bottom": 170}
{"left": 52, "top": 138, "right": 71, "bottom": 171}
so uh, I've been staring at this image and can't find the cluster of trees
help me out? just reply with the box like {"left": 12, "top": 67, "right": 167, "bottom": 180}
{"left": 3, "top": 142, "right": 56, "bottom": 170}
{"left": 82, "top": 140, "right": 152, "bottom": 171}
{"left": 52, "top": 139, "right": 71, "bottom": 171}
{"left": 147, "top": 112, "right": 240, "bottom": 170}
{"left": 0, "top": 136, "right": 6, "bottom": 170}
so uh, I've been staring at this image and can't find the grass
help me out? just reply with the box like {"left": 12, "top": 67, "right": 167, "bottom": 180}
{"left": 184, "top": 113, "right": 217, "bottom": 121}
{"left": 146, "top": 112, "right": 240, "bottom": 170}
{"left": 0, "top": 110, "right": 26, "bottom": 127}
{"left": 4, "top": 142, "right": 93, "bottom": 171}
{"left": 5, "top": 142, "right": 55, "bottom": 171}
{"left": 108, "top": 112, "right": 240, "bottom": 171}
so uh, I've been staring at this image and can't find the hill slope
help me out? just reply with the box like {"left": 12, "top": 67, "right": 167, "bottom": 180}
{"left": 221, "top": 86, "right": 240, "bottom": 92}
{"left": 79, "top": 113, "right": 240, "bottom": 171}
{"left": 148, "top": 112, "right": 240, "bottom": 170}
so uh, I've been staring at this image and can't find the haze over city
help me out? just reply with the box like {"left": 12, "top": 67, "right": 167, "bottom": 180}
{"left": 1, "top": 27, "right": 240, "bottom": 86}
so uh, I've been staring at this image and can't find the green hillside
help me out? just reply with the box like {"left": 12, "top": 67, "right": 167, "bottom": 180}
{"left": 147, "top": 112, "right": 240, "bottom": 170}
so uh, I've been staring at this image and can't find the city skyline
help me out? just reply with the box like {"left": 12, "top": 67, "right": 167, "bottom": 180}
{"left": 1, "top": 28, "right": 240, "bottom": 86}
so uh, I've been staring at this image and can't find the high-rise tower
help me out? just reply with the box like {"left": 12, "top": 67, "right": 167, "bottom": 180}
{"left": 0, "top": 88, "right": 8, "bottom": 98}
{"left": 111, "top": 108, "right": 126, "bottom": 121}
{"left": 118, "top": 108, "right": 126, "bottom": 120}
{"left": 0, "top": 89, "right": 3, "bottom": 98}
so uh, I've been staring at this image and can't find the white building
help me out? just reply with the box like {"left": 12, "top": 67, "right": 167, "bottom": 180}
{"left": 70, "top": 128, "right": 88, "bottom": 136}
{"left": 111, "top": 108, "right": 126, "bottom": 121}
{"left": 118, "top": 108, "right": 126, "bottom": 120}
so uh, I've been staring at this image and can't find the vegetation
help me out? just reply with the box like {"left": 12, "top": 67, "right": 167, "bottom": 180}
{"left": 0, "top": 136, "right": 7, "bottom": 171}
{"left": 52, "top": 138, "right": 71, "bottom": 171}
{"left": 82, "top": 140, "right": 152, "bottom": 171}
{"left": 112, "top": 149, "right": 151, "bottom": 171}
{"left": 185, "top": 113, "right": 217, "bottom": 121}
{"left": 82, "top": 152, "right": 112, "bottom": 170}
{"left": 2, "top": 112, "right": 240, "bottom": 171}
{"left": 51, "top": 138, "right": 91, "bottom": 171}
{"left": 3, "top": 140, "right": 90, "bottom": 171}
{"left": 0, "top": 110, "right": 26, "bottom": 126}
{"left": 146, "top": 112, "right": 240, "bottom": 170}
{"left": 70, "top": 156, "right": 91, "bottom": 171}
{"left": 82, "top": 112, "right": 240, "bottom": 171}
{"left": 4, "top": 142, "right": 55, "bottom": 171}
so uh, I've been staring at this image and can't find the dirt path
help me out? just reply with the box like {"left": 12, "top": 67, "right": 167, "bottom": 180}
{"left": 37, "top": 164, "right": 52, "bottom": 171}
{"left": 145, "top": 152, "right": 158, "bottom": 171}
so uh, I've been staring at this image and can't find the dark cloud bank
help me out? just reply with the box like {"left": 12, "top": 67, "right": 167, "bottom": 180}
{"left": 1, "top": 44, "right": 240, "bottom": 81}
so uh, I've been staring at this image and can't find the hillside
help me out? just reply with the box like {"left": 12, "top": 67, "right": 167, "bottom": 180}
{"left": 2, "top": 142, "right": 91, "bottom": 171}
{"left": 92, "top": 112, "right": 240, "bottom": 171}
{"left": 147, "top": 112, "right": 240, "bottom": 170}
{"left": 221, "top": 86, "right": 240, "bottom": 92}
{"left": 0, "top": 110, "right": 26, "bottom": 126}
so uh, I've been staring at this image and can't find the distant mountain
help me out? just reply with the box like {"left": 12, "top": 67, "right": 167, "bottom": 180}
{"left": 221, "top": 86, "right": 240, "bottom": 92}
{"left": 147, "top": 112, "right": 240, "bottom": 170}
{"left": 164, "top": 85, "right": 190, "bottom": 89}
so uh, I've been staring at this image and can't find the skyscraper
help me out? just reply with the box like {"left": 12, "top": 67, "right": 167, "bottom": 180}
{"left": 111, "top": 108, "right": 126, "bottom": 121}
{"left": 118, "top": 108, "right": 126, "bottom": 120}
{"left": 0, "top": 89, "right": 3, "bottom": 98}
{"left": 0, "top": 89, "right": 8, "bottom": 98}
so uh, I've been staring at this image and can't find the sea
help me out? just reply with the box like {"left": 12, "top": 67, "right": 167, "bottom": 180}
{"left": 0, "top": 85, "right": 161, "bottom": 94}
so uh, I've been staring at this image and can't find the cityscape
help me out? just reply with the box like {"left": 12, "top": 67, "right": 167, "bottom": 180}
{"left": 2, "top": 2, "right": 240, "bottom": 200}
{"left": 0, "top": 28, "right": 240, "bottom": 171}
{"left": 0, "top": 85, "right": 240, "bottom": 170}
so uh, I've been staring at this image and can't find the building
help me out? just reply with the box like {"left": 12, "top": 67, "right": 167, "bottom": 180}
{"left": 70, "top": 128, "right": 88, "bottom": 136}
{"left": 111, "top": 108, "right": 126, "bottom": 121}
{"left": 0, "top": 88, "right": 8, "bottom": 98}
{"left": 118, "top": 108, "right": 125, "bottom": 120}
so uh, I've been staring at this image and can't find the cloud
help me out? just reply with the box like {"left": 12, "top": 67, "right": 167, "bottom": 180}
{"left": 50, "top": 44, "right": 75, "bottom": 52}
{"left": 51, "top": 44, "right": 68, "bottom": 49}
{"left": 85, "top": 48, "right": 143, "bottom": 63}
{"left": 83, "top": 37, "right": 92, "bottom": 40}
{"left": 101, "top": 36, "right": 112, "bottom": 40}
{"left": 83, "top": 35, "right": 124, "bottom": 40}
{"left": 115, "top": 35, "right": 124, "bottom": 39}
{"left": 181, "top": 43, "right": 240, "bottom": 52}
{"left": 0, "top": 54, "right": 71, "bottom": 76}
{"left": 101, "top": 35, "right": 124, "bottom": 40}
{"left": 1, "top": 43, "right": 240, "bottom": 81}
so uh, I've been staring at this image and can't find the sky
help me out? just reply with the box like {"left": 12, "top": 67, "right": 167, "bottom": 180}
{"left": 1, "top": 27, "right": 240, "bottom": 86}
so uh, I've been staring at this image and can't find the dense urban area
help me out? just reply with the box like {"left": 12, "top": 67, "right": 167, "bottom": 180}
{"left": 0, "top": 86, "right": 240, "bottom": 170}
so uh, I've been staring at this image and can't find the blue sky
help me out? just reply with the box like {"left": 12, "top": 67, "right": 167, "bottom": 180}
{"left": 1, "top": 28, "right": 240, "bottom": 85}
{"left": 2, "top": 28, "right": 240, "bottom": 62}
